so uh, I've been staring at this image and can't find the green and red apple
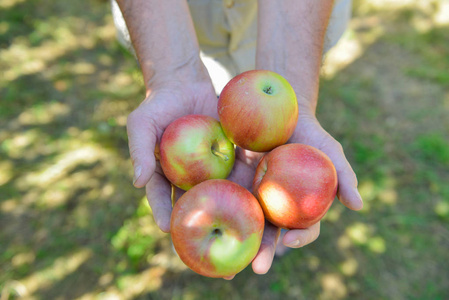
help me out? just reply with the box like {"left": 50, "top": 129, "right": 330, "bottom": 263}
{"left": 160, "top": 114, "right": 235, "bottom": 191}
{"left": 218, "top": 70, "right": 298, "bottom": 152}
{"left": 253, "top": 143, "right": 338, "bottom": 229}
{"left": 170, "top": 179, "right": 265, "bottom": 278}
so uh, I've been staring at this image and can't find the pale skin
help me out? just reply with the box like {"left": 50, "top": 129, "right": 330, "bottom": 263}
{"left": 117, "top": 0, "right": 363, "bottom": 278}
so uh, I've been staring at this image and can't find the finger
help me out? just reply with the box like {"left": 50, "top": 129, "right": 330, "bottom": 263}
{"left": 223, "top": 275, "right": 235, "bottom": 280}
{"left": 323, "top": 141, "right": 363, "bottom": 211}
{"left": 146, "top": 171, "right": 173, "bottom": 233}
{"left": 226, "top": 148, "right": 264, "bottom": 192}
{"left": 127, "top": 109, "right": 158, "bottom": 188}
{"left": 252, "top": 222, "right": 280, "bottom": 275}
{"left": 335, "top": 160, "right": 363, "bottom": 210}
{"left": 282, "top": 222, "right": 321, "bottom": 248}
{"left": 226, "top": 154, "right": 255, "bottom": 191}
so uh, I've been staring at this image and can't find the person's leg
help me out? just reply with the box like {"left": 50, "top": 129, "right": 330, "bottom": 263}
{"left": 324, "top": 0, "right": 353, "bottom": 53}
{"left": 110, "top": 0, "right": 136, "bottom": 57}
{"left": 188, "top": 0, "right": 239, "bottom": 94}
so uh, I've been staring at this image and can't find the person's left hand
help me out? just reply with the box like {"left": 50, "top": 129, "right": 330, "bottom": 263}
{"left": 224, "top": 112, "right": 364, "bottom": 276}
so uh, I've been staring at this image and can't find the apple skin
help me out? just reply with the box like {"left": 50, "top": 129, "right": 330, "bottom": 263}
{"left": 252, "top": 143, "right": 338, "bottom": 229}
{"left": 170, "top": 179, "right": 265, "bottom": 278}
{"left": 217, "top": 70, "right": 298, "bottom": 152}
{"left": 160, "top": 115, "right": 235, "bottom": 191}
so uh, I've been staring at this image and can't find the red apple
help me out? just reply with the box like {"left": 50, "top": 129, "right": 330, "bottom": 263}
{"left": 160, "top": 115, "right": 235, "bottom": 191}
{"left": 252, "top": 143, "right": 338, "bottom": 229}
{"left": 170, "top": 179, "right": 265, "bottom": 278}
{"left": 217, "top": 70, "right": 298, "bottom": 152}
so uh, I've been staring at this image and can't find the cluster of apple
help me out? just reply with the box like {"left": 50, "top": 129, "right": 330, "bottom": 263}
{"left": 159, "top": 70, "right": 338, "bottom": 278}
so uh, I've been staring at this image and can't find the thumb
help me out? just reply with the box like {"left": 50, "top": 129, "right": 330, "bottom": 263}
{"left": 251, "top": 222, "right": 280, "bottom": 275}
{"left": 127, "top": 109, "right": 158, "bottom": 188}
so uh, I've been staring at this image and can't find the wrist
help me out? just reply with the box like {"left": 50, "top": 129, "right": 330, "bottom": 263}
{"left": 145, "top": 53, "right": 210, "bottom": 94}
{"left": 296, "top": 93, "right": 317, "bottom": 118}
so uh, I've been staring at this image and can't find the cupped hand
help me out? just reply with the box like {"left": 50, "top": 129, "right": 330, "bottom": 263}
{"left": 233, "top": 112, "right": 364, "bottom": 275}
{"left": 274, "top": 113, "right": 364, "bottom": 260}
{"left": 127, "top": 77, "right": 219, "bottom": 232}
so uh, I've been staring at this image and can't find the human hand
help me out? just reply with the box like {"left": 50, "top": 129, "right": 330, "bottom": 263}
{"left": 127, "top": 74, "right": 219, "bottom": 232}
{"left": 238, "top": 109, "right": 364, "bottom": 275}
{"left": 274, "top": 112, "right": 364, "bottom": 254}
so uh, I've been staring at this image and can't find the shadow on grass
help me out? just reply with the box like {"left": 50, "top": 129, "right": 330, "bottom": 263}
{"left": 1, "top": 0, "right": 448, "bottom": 299}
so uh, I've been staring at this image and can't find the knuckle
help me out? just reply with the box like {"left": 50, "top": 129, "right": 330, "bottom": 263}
{"left": 330, "top": 138, "right": 344, "bottom": 153}
{"left": 129, "top": 146, "right": 141, "bottom": 161}
{"left": 308, "top": 223, "right": 321, "bottom": 244}
{"left": 127, "top": 109, "right": 142, "bottom": 127}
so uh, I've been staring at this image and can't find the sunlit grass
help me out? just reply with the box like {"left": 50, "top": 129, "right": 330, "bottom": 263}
{"left": 0, "top": 0, "right": 25, "bottom": 8}
{"left": 320, "top": 273, "right": 347, "bottom": 300}
{"left": 18, "top": 249, "right": 93, "bottom": 297}
{"left": 323, "top": 18, "right": 384, "bottom": 79}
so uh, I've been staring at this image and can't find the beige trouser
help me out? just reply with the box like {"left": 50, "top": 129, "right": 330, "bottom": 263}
{"left": 111, "top": 0, "right": 352, "bottom": 93}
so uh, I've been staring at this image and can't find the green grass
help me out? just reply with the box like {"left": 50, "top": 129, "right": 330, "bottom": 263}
{"left": 1, "top": 0, "right": 449, "bottom": 299}
{"left": 413, "top": 133, "right": 449, "bottom": 165}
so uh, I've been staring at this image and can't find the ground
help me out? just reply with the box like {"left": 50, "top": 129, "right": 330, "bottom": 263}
{"left": 1, "top": 0, "right": 448, "bottom": 299}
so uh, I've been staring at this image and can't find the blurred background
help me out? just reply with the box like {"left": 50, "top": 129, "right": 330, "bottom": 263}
{"left": 1, "top": 0, "right": 448, "bottom": 299}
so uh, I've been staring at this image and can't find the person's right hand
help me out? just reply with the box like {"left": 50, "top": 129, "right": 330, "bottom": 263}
{"left": 127, "top": 69, "right": 219, "bottom": 232}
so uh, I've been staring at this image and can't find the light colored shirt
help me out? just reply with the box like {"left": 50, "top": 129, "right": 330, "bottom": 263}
{"left": 111, "top": 0, "right": 352, "bottom": 93}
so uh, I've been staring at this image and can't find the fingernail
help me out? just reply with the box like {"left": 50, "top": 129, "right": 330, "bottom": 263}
{"left": 133, "top": 165, "right": 142, "bottom": 185}
{"left": 285, "top": 239, "right": 301, "bottom": 248}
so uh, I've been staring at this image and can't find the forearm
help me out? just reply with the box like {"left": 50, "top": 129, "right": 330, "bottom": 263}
{"left": 256, "top": 0, "right": 335, "bottom": 116}
{"left": 116, "top": 0, "right": 207, "bottom": 92}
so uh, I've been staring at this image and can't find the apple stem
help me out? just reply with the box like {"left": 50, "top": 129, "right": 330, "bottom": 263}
{"left": 212, "top": 148, "right": 229, "bottom": 161}
{"left": 263, "top": 85, "right": 273, "bottom": 95}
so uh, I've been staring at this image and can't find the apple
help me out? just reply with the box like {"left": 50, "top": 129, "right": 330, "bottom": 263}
{"left": 217, "top": 70, "right": 298, "bottom": 152}
{"left": 160, "top": 115, "right": 235, "bottom": 191}
{"left": 170, "top": 179, "right": 265, "bottom": 278}
{"left": 252, "top": 143, "right": 338, "bottom": 229}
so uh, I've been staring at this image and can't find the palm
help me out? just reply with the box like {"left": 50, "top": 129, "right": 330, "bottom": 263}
{"left": 290, "top": 116, "right": 362, "bottom": 210}
{"left": 226, "top": 115, "right": 363, "bottom": 275}
{"left": 137, "top": 81, "right": 219, "bottom": 134}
